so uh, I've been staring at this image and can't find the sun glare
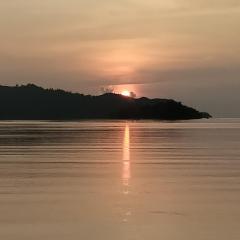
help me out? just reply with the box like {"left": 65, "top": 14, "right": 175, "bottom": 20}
{"left": 121, "top": 90, "right": 131, "bottom": 97}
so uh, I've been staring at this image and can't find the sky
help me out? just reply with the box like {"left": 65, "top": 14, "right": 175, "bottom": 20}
{"left": 0, "top": 0, "right": 239, "bottom": 117}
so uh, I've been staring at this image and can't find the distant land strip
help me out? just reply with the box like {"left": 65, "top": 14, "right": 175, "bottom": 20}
{"left": 0, "top": 84, "right": 211, "bottom": 120}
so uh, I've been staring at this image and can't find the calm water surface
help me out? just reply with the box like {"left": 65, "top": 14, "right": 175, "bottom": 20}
{"left": 0, "top": 119, "right": 240, "bottom": 240}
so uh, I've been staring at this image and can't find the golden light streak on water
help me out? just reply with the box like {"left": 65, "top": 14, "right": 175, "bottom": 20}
{"left": 122, "top": 123, "right": 131, "bottom": 222}
{"left": 122, "top": 123, "right": 131, "bottom": 190}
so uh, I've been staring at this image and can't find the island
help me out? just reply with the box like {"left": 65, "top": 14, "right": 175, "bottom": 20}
{"left": 0, "top": 84, "right": 211, "bottom": 120}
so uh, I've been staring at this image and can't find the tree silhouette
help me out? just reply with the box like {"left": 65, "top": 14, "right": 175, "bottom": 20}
{"left": 0, "top": 84, "right": 211, "bottom": 120}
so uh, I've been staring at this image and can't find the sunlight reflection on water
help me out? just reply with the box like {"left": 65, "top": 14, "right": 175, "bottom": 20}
{"left": 122, "top": 123, "right": 131, "bottom": 188}
{"left": 0, "top": 119, "right": 240, "bottom": 240}
{"left": 122, "top": 123, "right": 131, "bottom": 223}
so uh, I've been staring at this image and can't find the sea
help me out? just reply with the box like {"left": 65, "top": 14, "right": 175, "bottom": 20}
{"left": 0, "top": 119, "right": 239, "bottom": 240}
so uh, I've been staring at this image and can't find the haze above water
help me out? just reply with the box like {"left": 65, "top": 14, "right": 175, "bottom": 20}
{"left": 0, "top": 119, "right": 240, "bottom": 240}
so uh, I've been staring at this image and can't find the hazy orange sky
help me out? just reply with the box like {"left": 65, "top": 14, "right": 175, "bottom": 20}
{"left": 0, "top": 0, "right": 239, "bottom": 116}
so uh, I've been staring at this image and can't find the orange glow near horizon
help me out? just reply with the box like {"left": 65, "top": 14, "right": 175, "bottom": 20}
{"left": 121, "top": 90, "right": 131, "bottom": 97}
{"left": 115, "top": 84, "right": 138, "bottom": 98}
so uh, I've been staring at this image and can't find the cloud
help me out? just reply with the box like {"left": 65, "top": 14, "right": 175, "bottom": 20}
{"left": 0, "top": 0, "right": 239, "bottom": 116}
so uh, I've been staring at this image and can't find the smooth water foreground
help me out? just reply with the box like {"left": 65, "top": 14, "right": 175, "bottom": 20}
{"left": 0, "top": 119, "right": 240, "bottom": 240}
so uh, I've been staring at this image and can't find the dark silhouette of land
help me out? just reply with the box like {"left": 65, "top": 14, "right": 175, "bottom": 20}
{"left": 0, "top": 84, "right": 211, "bottom": 120}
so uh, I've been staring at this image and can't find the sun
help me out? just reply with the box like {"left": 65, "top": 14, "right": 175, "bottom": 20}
{"left": 121, "top": 90, "right": 131, "bottom": 97}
